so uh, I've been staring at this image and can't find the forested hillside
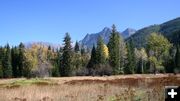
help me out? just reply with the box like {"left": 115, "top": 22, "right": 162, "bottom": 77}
{"left": 126, "top": 17, "right": 180, "bottom": 47}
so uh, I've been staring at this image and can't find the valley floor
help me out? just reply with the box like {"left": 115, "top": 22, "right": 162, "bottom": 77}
{"left": 0, "top": 74, "right": 180, "bottom": 101}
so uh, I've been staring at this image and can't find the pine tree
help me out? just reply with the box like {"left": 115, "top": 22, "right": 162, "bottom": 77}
{"left": 87, "top": 45, "right": 97, "bottom": 72}
{"left": 47, "top": 45, "right": 52, "bottom": 61}
{"left": 18, "top": 42, "right": 25, "bottom": 77}
{"left": 52, "top": 49, "right": 60, "bottom": 77}
{"left": 125, "top": 40, "right": 136, "bottom": 74}
{"left": 48, "top": 45, "right": 51, "bottom": 50}
{"left": 81, "top": 46, "right": 85, "bottom": 55}
{"left": 96, "top": 36, "right": 106, "bottom": 64}
{"left": 52, "top": 65, "right": 60, "bottom": 77}
{"left": 74, "top": 41, "right": 80, "bottom": 53}
{"left": 107, "top": 24, "right": 120, "bottom": 75}
{"left": 175, "top": 46, "right": 180, "bottom": 69}
{"left": 0, "top": 47, "right": 4, "bottom": 78}
{"left": 60, "top": 33, "right": 73, "bottom": 76}
{"left": 3, "top": 44, "right": 12, "bottom": 78}
{"left": 11, "top": 46, "right": 19, "bottom": 78}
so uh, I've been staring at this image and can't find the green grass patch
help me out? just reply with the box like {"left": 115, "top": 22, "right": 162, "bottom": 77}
{"left": 0, "top": 78, "right": 58, "bottom": 88}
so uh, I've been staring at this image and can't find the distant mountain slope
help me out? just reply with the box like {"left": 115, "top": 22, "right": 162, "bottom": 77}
{"left": 126, "top": 25, "right": 160, "bottom": 47}
{"left": 126, "top": 17, "right": 180, "bottom": 47}
{"left": 168, "top": 30, "right": 180, "bottom": 45}
{"left": 24, "top": 42, "right": 61, "bottom": 49}
{"left": 160, "top": 17, "right": 180, "bottom": 37}
{"left": 79, "top": 27, "right": 136, "bottom": 48}
{"left": 79, "top": 27, "right": 111, "bottom": 48}
{"left": 122, "top": 28, "right": 136, "bottom": 38}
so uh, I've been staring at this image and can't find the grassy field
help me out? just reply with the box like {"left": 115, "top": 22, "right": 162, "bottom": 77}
{"left": 0, "top": 74, "right": 179, "bottom": 101}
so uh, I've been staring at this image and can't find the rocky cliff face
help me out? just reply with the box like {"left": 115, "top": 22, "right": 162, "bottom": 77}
{"left": 79, "top": 27, "right": 136, "bottom": 48}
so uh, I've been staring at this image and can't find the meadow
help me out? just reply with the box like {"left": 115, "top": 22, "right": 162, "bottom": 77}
{"left": 0, "top": 74, "right": 179, "bottom": 101}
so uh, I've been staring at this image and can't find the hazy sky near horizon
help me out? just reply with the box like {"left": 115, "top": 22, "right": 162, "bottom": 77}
{"left": 0, "top": 0, "right": 179, "bottom": 46}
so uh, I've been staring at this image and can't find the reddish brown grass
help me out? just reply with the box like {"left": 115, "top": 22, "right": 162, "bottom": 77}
{"left": 0, "top": 74, "right": 179, "bottom": 101}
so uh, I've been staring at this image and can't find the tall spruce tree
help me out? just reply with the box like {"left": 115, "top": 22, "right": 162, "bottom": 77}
{"left": 96, "top": 36, "right": 106, "bottom": 64}
{"left": 47, "top": 45, "right": 52, "bottom": 61}
{"left": 175, "top": 46, "right": 180, "bottom": 70}
{"left": 11, "top": 47, "right": 19, "bottom": 77}
{"left": 0, "top": 47, "right": 4, "bottom": 78}
{"left": 52, "top": 49, "right": 60, "bottom": 77}
{"left": 18, "top": 42, "right": 25, "bottom": 77}
{"left": 74, "top": 41, "right": 80, "bottom": 53}
{"left": 125, "top": 40, "right": 136, "bottom": 74}
{"left": 80, "top": 46, "right": 85, "bottom": 55}
{"left": 60, "top": 33, "right": 73, "bottom": 76}
{"left": 87, "top": 44, "right": 97, "bottom": 73}
{"left": 107, "top": 24, "right": 120, "bottom": 75}
{"left": 3, "top": 44, "right": 12, "bottom": 78}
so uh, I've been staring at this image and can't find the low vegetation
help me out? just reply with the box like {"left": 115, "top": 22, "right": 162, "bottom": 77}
{"left": 0, "top": 74, "right": 179, "bottom": 101}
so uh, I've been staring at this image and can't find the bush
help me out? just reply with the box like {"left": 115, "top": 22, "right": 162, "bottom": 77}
{"left": 75, "top": 67, "right": 89, "bottom": 76}
{"left": 174, "top": 67, "right": 180, "bottom": 74}
{"left": 95, "top": 64, "right": 113, "bottom": 76}
{"left": 156, "top": 66, "right": 165, "bottom": 73}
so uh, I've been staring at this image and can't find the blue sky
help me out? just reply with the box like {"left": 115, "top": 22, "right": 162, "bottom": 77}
{"left": 0, "top": 0, "right": 179, "bottom": 46}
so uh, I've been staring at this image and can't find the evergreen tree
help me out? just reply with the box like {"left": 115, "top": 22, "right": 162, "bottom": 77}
{"left": 80, "top": 46, "right": 85, "bottom": 55}
{"left": 48, "top": 45, "right": 51, "bottom": 50}
{"left": 60, "top": 33, "right": 73, "bottom": 76}
{"left": 87, "top": 45, "right": 97, "bottom": 74}
{"left": 18, "top": 42, "right": 25, "bottom": 77}
{"left": 52, "top": 49, "right": 61, "bottom": 77}
{"left": 47, "top": 45, "right": 52, "bottom": 61}
{"left": 96, "top": 36, "right": 106, "bottom": 64}
{"left": 107, "top": 24, "right": 120, "bottom": 75}
{"left": 164, "top": 47, "right": 176, "bottom": 73}
{"left": 125, "top": 40, "right": 136, "bottom": 74}
{"left": 52, "top": 65, "right": 60, "bottom": 77}
{"left": 0, "top": 47, "right": 4, "bottom": 78}
{"left": 74, "top": 41, "right": 80, "bottom": 53}
{"left": 175, "top": 46, "right": 180, "bottom": 70}
{"left": 72, "top": 52, "right": 82, "bottom": 74}
{"left": 3, "top": 44, "right": 12, "bottom": 78}
{"left": 11, "top": 46, "right": 19, "bottom": 77}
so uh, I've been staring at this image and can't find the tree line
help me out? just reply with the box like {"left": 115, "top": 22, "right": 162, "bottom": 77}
{"left": 0, "top": 24, "right": 180, "bottom": 78}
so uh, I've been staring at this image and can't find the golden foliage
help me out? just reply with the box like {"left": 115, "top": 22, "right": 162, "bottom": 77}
{"left": 102, "top": 44, "right": 109, "bottom": 59}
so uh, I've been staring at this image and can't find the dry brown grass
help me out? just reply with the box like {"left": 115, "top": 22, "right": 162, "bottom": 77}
{"left": 0, "top": 74, "right": 179, "bottom": 101}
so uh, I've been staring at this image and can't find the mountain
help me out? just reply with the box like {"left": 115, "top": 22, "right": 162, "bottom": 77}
{"left": 122, "top": 28, "right": 136, "bottom": 38}
{"left": 24, "top": 42, "right": 61, "bottom": 49}
{"left": 79, "top": 27, "right": 111, "bottom": 48}
{"left": 126, "top": 25, "right": 160, "bottom": 47}
{"left": 126, "top": 17, "right": 180, "bottom": 47}
{"left": 160, "top": 17, "right": 180, "bottom": 37}
{"left": 79, "top": 27, "right": 136, "bottom": 48}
